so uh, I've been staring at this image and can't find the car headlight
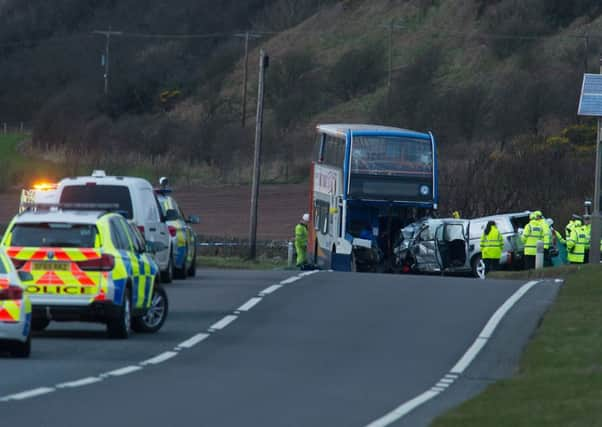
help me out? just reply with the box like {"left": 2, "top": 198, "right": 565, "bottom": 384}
{"left": 419, "top": 185, "right": 430, "bottom": 196}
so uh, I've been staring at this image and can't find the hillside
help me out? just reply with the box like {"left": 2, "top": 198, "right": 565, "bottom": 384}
{"left": 0, "top": 0, "right": 601, "bottom": 223}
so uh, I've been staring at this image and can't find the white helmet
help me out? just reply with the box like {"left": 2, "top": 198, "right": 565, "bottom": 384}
{"left": 159, "top": 176, "right": 169, "bottom": 187}
{"left": 302, "top": 213, "right": 310, "bottom": 222}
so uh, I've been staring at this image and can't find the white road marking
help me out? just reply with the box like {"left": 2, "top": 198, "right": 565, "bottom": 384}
{"left": 102, "top": 365, "right": 143, "bottom": 377}
{"left": 366, "top": 390, "right": 440, "bottom": 427}
{"left": 56, "top": 377, "right": 102, "bottom": 389}
{"left": 259, "top": 284, "right": 282, "bottom": 295}
{"left": 237, "top": 297, "right": 262, "bottom": 312}
{"left": 1, "top": 387, "right": 55, "bottom": 401}
{"left": 141, "top": 351, "right": 179, "bottom": 366}
{"left": 0, "top": 271, "right": 320, "bottom": 403}
{"left": 177, "top": 333, "right": 209, "bottom": 349}
{"left": 365, "top": 280, "right": 541, "bottom": 426}
{"left": 440, "top": 378, "right": 454, "bottom": 384}
{"left": 209, "top": 314, "right": 238, "bottom": 330}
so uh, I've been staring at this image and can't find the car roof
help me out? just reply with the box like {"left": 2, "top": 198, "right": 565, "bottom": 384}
{"left": 473, "top": 211, "right": 531, "bottom": 221}
{"left": 58, "top": 175, "right": 152, "bottom": 188}
{"left": 13, "top": 210, "right": 111, "bottom": 224}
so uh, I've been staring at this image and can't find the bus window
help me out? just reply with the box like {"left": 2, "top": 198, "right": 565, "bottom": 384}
{"left": 323, "top": 135, "right": 345, "bottom": 167}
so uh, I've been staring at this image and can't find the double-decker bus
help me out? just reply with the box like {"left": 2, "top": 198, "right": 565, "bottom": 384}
{"left": 307, "top": 124, "right": 438, "bottom": 272}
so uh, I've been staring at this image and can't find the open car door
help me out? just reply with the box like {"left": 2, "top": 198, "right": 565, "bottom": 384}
{"left": 435, "top": 222, "right": 469, "bottom": 271}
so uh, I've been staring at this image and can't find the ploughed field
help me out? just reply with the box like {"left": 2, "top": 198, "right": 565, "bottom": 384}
{"left": 0, "top": 184, "right": 309, "bottom": 241}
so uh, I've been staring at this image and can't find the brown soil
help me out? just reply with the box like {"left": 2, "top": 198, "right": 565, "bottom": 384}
{"left": 0, "top": 184, "right": 309, "bottom": 241}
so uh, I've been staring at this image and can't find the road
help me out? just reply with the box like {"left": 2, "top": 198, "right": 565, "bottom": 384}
{"left": 0, "top": 270, "right": 560, "bottom": 427}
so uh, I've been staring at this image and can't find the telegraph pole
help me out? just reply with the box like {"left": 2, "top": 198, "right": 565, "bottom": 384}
{"left": 248, "top": 49, "right": 269, "bottom": 259}
{"left": 589, "top": 55, "right": 602, "bottom": 264}
{"left": 93, "top": 28, "right": 123, "bottom": 96}
{"left": 241, "top": 32, "right": 250, "bottom": 127}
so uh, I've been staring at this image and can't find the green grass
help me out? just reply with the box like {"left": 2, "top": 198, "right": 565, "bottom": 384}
{"left": 433, "top": 264, "right": 602, "bottom": 427}
{"left": 198, "top": 256, "right": 290, "bottom": 270}
{"left": 487, "top": 264, "right": 582, "bottom": 280}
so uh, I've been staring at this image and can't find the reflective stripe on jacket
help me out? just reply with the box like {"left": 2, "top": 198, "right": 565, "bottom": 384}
{"left": 480, "top": 226, "right": 503, "bottom": 260}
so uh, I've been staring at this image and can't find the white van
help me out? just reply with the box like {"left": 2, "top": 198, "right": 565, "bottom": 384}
{"left": 54, "top": 170, "right": 175, "bottom": 282}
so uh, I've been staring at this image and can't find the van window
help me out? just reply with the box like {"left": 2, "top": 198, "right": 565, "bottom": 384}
{"left": 139, "top": 188, "right": 160, "bottom": 222}
{"left": 11, "top": 223, "right": 97, "bottom": 248}
{"left": 60, "top": 185, "right": 133, "bottom": 219}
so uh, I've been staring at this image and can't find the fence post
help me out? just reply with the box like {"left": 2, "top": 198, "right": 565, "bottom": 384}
{"left": 2, "top": 123, "right": 6, "bottom": 135}
{"left": 19, "top": 122, "right": 23, "bottom": 133}
{"left": 535, "top": 240, "right": 544, "bottom": 269}
{"left": 287, "top": 241, "right": 294, "bottom": 268}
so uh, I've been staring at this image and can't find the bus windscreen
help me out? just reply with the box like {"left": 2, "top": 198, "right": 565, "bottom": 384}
{"left": 351, "top": 136, "right": 432, "bottom": 177}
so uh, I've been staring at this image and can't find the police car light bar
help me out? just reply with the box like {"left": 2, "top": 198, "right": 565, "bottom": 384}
{"left": 20, "top": 202, "right": 121, "bottom": 212}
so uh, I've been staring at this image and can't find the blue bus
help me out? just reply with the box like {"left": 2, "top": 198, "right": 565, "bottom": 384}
{"left": 307, "top": 124, "right": 438, "bottom": 272}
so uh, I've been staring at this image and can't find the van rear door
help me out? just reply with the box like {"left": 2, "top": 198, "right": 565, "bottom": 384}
{"left": 435, "top": 222, "right": 469, "bottom": 271}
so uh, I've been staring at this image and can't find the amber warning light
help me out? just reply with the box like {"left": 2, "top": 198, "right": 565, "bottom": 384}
{"left": 32, "top": 182, "right": 57, "bottom": 191}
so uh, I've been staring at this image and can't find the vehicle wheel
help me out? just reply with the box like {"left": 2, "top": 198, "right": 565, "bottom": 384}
{"left": 174, "top": 250, "right": 187, "bottom": 279}
{"left": 187, "top": 246, "right": 197, "bottom": 277}
{"left": 10, "top": 335, "right": 31, "bottom": 358}
{"left": 160, "top": 254, "right": 174, "bottom": 284}
{"left": 107, "top": 287, "right": 131, "bottom": 339}
{"left": 31, "top": 318, "right": 50, "bottom": 332}
{"left": 329, "top": 246, "right": 336, "bottom": 270}
{"left": 472, "top": 255, "right": 486, "bottom": 279}
{"left": 351, "top": 251, "right": 357, "bottom": 273}
{"left": 132, "top": 285, "right": 168, "bottom": 333}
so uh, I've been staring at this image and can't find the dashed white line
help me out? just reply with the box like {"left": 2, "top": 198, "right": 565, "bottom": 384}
{"left": 259, "top": 284, "right": 282, "bottom": 296}
{"left": 365, "top": 280, "right": 541, "bottom": 426}
{"left": 209, "top": 314, "right": 238, "bottom": 331}
{"left": 176, "top": 333, "right": 209, "bottom": 349}
{"left": 1, "top": 387, "right": 55, "bottom": 401}
{"left": 0, "top": 271, "right": 319, "bottom": 404}
{"left": 102, "top": 365, "right": 143, "bottom": 377}
{"left": 237, "top": 297, "right": 262, "bottom": 312}
{"left": 56, "top": 377, "right": 102, "bottom": 389}
{"left": 141, "top": 351, "right": 179, "bottom": 366}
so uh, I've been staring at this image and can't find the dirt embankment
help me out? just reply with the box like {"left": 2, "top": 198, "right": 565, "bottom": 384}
{"left": 0, "top": 184, "right": 310, "bottom": 241}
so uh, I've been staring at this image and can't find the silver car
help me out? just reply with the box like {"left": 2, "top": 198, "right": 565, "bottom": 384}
{"left": 396, "top": 211, "right": 531, "bottom": 278}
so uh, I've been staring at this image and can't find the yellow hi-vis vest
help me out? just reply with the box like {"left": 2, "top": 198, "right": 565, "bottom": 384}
{"left": 522, "top": 220, "right": 545, "bottom": 256}
{"left": 480, "top": 225, "right": 503, "bottom": 260}
{"left": 567, "top": 227, "right": 588, "bottom": 263}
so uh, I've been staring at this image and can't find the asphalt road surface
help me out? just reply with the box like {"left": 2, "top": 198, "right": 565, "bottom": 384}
{"left": 0, "top": 270, "right": 560, "bottom": 427}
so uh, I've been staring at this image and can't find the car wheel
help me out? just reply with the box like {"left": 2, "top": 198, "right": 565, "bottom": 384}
{"left": 10, "top": 335, "right": 31, "bottom": 358}
{"left": 107, "top": 287, "right": 131, "bottom": 339}
{"left": 132, "top": 285, "right": 168, "bottom": 333}
{"left": 31, "top": 318, "right": 50, "bottom": 332}
{"left": 472, "top": 255, "right": 486, "bottom": 279}
{"left": 187, "top": 246, "right": 197, "bottom": 277}
{"left": 160, "top": 254, "right": 174, "bottom": 284}
{"left": 174, "top": 250, "right": 187, "bottom": 279}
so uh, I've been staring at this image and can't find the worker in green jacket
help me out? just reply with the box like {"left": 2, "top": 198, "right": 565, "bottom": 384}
{"left": 521, "top": 212, "right": 546, "bottom": 269}
{"left": 565, "top": 214, "right": 582, "bottom": 242}
{"left": 480, "top": 220, "right": 503, "bottom": 276}
{"left": 295, "top": 213, "right": 310, "bottom": 268}
{"left": 567, "top": 226, "right": 588, "bottom": 264}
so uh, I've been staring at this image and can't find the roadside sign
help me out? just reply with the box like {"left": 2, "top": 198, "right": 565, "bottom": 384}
{"left": 578, "top": 74, "right": 602, "bottom": 116}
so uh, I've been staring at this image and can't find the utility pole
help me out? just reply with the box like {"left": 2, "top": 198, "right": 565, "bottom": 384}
{"left": 93, "top": 28, "right": 123, "bottom": 96}
{"left": 236, "top": 31, "right": 262, "bottom": 128}
{"left": 387, "top": 20, "right": 393, "bottom": 91}
{"left": 589, "top": 55, "right": 602, "bottom": 264}
{"left": 241, "top": 32, "right": 250, "bottom": 127}
{"left": 248, "top": 49, "right": 269, "bottom": 260}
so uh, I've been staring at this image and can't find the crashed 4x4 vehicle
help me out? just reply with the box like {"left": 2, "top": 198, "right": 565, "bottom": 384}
{"left": 1, "top": 208, "right": 168, "bottom": 339}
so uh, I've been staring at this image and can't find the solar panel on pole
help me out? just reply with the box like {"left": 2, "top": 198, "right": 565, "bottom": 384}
{"left": 578, "top": 72, "right": 602, "bottom": 264}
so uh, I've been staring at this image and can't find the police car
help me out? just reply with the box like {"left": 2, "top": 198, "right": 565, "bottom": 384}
{"left": 0, "top": 248, "right": 32, "bottom": 357}
{"left": 155, "top": 179, "right": 199, "bottom": 279}
{"left": 1, "top": 207, "right": 168, "bottom": 339}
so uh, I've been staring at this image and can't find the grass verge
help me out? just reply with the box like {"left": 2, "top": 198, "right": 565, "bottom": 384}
{"left": 433, "top": 264, "right": 602, "bottom": 426}
{"left": 198, "top": 256, "right": 290, "bottom": 270}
